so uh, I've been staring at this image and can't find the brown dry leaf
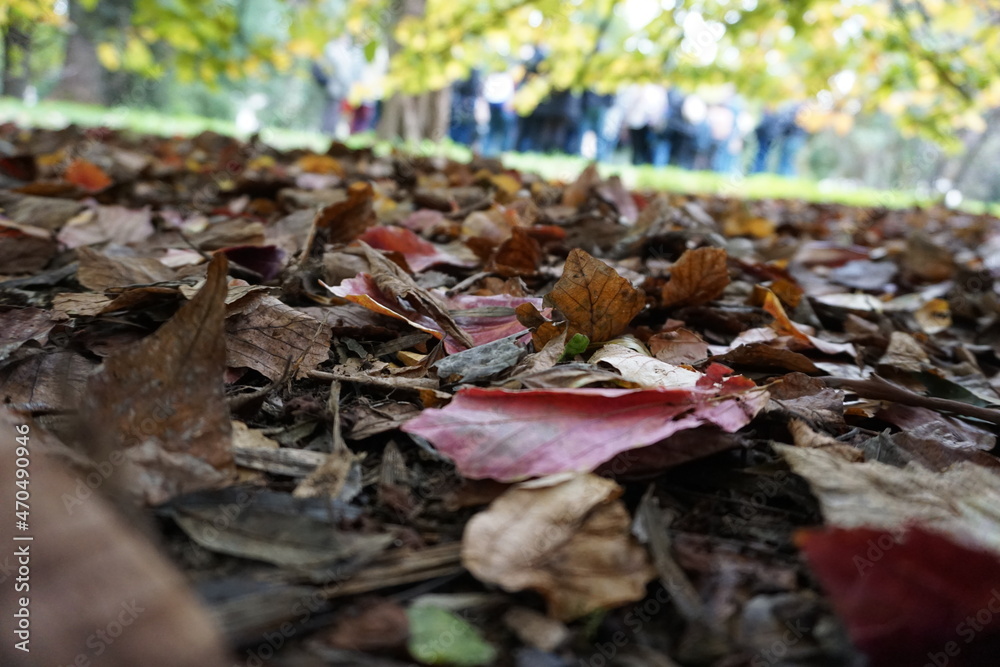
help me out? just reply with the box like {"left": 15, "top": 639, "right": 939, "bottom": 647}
{"left": 0, "top": 220, "right": 57, "bottom": 273}
{"left": 776, "top": 444, "right": 1000, "bottom": 558}
{"left": 491, "top": 226, "right": 542, "bottom": 277}
{"left": 901, "top": 231, "right": 955, "bottom": 283}
{"left": 51, "top": 292, "right": 113, "bottom": 318}
{"left": 711, "top": 342, "right": 820, "bottom": 374}
{"left": 661, "top": 247, "right": 730, "bottom": 308}
{"left": 192, "top": 218, "right": 266, "bottom": 251}
{"left": 0, "top": 191, "right": 85, "bottom": 230}
{"left": 461, "top": 474, "right": 655, "bottom": 621}
{"left": 561, "top": 162, "right": 599, "bottom": 208}
{"left": 878, "top": 331, "right": 929, "bottom": 373}
{"left": 0, "top": 408, "right": 230, "bottom": 667}
{"left": 0, "top": 349, "right": 94, "bottom": 411}
{"left": 81, "top": 254, "right": 235, "bottom": 505}
{"left": 647, "top": 328, "right": 709, "bottom": 365}
{"left": 225, "top": 292, "right": 332, "bottom": 380}
{"left": 0, "top": 307, "right": 55, "bottom": 362}
{"left": 77, "top": 247, "right": 175, "bottom": 291}
{"left": 546, "top": 248, "right": 645, "bottom": 343}
{"left": 303, "top": 180, "right": 377, "bottom": 257}
{"left": 57, "top": 204, "right": 154, "bottom": 248}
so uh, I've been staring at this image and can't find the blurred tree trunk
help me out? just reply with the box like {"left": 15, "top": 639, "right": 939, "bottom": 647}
{"left": 376, "top": 0, "right": 451, "bottom": 142}
{"left": 1, "top": 18, "right": 33, "bottom": 98}
{"left": 933, "top": 108, "right": 1000, "bottom": 191}
{"left": 952, "top": 108, "right": 1000, "bottom": 191}
{"left": 49, "top": 0, "right": 133, "bottom": 105}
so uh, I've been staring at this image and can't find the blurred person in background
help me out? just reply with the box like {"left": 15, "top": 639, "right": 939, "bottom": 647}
{"left": 776, "top": 102, "right": 809, "bottom": 177}
{"left": 751, "top": 104, "right": 781, "bottom": 173}
{"left": 661, "top": 88, "right": 703, "bottom": 169}
{"left": 449, "top": 69, "right": 483, "bottom": 146}
{"left": 616, "top": 83, "right": 667, "bottom": 165}
{"left": 483, "top": 68, "right": 517, "bottom": 156}
{"left": 349, "top": 44, "right": 388, "bottom": 134}
{"left": 311, "top": 35, "right": 363, "bottom": 136}
{"left": 572, "top": 89, "right": 616, "bottom": 161}
{"left": 705, "top": 91, "right": 744, "bottom": 173}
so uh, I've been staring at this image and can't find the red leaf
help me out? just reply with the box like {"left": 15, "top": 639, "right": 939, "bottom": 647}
{"left": 402, "top": 384, "right": 766, "bottom": 481}
{"left": 358, "top": 225, "right": 476, "bottom": 272}
{"left": 798, "top": 526, "right": 1000, "bottom": 667}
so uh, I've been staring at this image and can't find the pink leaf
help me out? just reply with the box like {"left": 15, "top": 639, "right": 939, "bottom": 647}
{"left": 443, "top": 293, "right": 549, "bottom": 353}
{"left": 402, "top": 384, "right": 767, "bottom": 481}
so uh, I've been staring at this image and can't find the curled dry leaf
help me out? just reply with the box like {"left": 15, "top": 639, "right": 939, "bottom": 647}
{"left": 462, "top": 474, "right": 655, "bottom": 621}
{"left": 661, "top": 247, "right": 731, "bottom": 308}
{"left": 81, "top": 254, "right": 235, "bottom": 505}
{"left": 403, "top": 381, "right": 767, "bottom": 481}
{"left": 546, "top": 248, "right": 645, "bottom": 343}
{"left": 326, "top": 242, "right": 473, "bottom": 348}
{"left": 302, "top": 180, "right": 377, "bottom": 258}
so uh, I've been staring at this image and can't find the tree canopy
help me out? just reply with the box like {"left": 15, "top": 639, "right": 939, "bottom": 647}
{"left": 1, "top": 0, "right": 997, "bottom": 147}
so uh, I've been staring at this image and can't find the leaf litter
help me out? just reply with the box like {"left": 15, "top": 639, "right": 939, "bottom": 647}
{"left": 4, "top": 124, "right": 1000, "bottom": 665}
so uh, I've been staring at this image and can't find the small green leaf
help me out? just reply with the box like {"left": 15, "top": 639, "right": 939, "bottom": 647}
{"left": 406, "top": 605, "right": 496, "bottom": 666}
{"left": 364, "top": 40, "right": 378, "bottom": 63}
{"left": 559, "top": 333, "right": 590, "bottom": 362}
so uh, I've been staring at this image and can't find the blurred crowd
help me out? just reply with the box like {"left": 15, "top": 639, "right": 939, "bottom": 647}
{"left": 311, "top": 40, "right": 821, "bottom": 177}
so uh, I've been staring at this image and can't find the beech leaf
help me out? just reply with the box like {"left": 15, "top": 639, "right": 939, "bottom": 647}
{"left": 462, "top": 474, "right": 655, "bottom": 621}
{"left": 546, "top": 248, "right": 644, "bottom": 343}
{"left": 661, "top": 247, "right": 730, "bottom": 308}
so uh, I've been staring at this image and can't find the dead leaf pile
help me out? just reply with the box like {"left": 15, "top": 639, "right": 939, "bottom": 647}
{"left": 4, "top": 124, "right": 1000, "bottom": 665}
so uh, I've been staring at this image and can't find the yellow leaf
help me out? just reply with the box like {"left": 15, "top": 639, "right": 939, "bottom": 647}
{"left": 96, "top": 42, "right": 121, "bottom": 71}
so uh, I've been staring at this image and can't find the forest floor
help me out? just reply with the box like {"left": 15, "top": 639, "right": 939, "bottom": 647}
{"left": 3, "top": 123, "right": 1000, "bottom": 667}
